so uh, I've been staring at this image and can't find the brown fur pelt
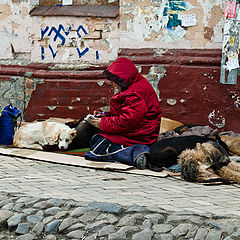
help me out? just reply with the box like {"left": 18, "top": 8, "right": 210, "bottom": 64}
{"left": 178, "top": 141, "right": 240, "bottom": 184}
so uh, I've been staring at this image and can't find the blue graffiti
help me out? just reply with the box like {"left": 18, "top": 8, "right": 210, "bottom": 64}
{"left": 47, "top": 25, "right": 66, "bottom": 45}
{"left": 49, "top": 45, "right": 58, "bottom": 59}
{"left": 41, "top": 46, "right": 45, "bottom": 60}
{"left": 76, "top": 47, "right": 89, "bottom": 58}
{"left": 96, "top": 50, "right": 99, "bottom": 60}
{"left": 76, "top": 25, "right": 88, "bottom": 38}
{"left": 41, "top": 26, "right": 49, "bottom": 39}
{"left": 40, "top": 24, "right": 99, "bottom": 60}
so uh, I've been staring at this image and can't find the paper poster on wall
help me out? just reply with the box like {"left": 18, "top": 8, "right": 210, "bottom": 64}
{"left": 174, "top": 25, "right": 186, "bottom": 38}
{"left": 224, "top": 1, "right": 237, "bottom": 18}
{"left": 178, "top": 14, "right": 197, "bottom": 27}
{"left": 226, "top": 52, "right": 239, "bottom": 71}
{"left": 163, "top": 0, "right": 186, "bottom": 30}
{"left": 224, "top": 20, "right": 233, "bottom": 34}
{"left": 62, "top": 0, "right": 73, "bottom": 5}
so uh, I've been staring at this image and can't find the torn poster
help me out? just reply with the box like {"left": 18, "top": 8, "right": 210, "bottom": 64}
{"left": 62, "top": 0, "right": 73, "bottom": 5}
{"left": 179, "top": 14, "right": 197, "bottom": 27}
{"left": 226, "top": 52, "right": 239, "bottom": 71}
{"left": 224, "top": 1, "right": 237, "bottom": 18}
{"left": 224, "top": 20, "right": 233, "bottom": 34}
{"left": 174, "top": 25, "right": 186, "bottom": 38}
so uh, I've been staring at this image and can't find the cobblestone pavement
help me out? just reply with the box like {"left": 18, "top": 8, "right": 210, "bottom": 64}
{"left": 1, "top": 152, "right": 240, "bottom": 239}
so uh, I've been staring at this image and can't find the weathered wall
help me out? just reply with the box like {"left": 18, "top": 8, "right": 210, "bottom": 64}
{"left": 119, "top": 0, "right": 224, "bottom": 49}
{"left": 1, "top": 0, "right": 239, "bottom": 133}
{"left": 0, "top": 0, "right": 225, "bottom": 64}
{"left": 0, "top": 1, "right": 119, "bottom": 63}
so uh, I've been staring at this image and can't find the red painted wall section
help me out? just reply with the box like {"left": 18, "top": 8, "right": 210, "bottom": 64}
{"left": 119, "top": 49, "right": 240, "bottom": 133}
{"left": 24, "top": 67, "right": 113, "bottom": 121}
{"left": 1, "top": 49, "right": 239, "bottom": 133}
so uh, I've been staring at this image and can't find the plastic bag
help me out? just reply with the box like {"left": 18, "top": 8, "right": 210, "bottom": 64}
{"left": 0, "top": 104, "right": 21, "bottom": 145}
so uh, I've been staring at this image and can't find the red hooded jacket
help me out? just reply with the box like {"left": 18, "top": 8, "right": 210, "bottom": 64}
{"left": 100, "top": 57, "right": 162, "bottom": 146}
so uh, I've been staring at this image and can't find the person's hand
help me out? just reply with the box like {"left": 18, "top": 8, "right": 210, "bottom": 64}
{"left": 92, "top": 118, "right": 102, "bottom": 129}
{"left": 93, "top": 110, "right": 105, "bottom": 118}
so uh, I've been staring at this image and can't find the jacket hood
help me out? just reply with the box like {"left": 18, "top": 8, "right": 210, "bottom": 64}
{"left": 102, "top": 57, "right": 139, "bottom": 91}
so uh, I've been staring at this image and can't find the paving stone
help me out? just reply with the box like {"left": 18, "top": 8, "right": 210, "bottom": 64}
{"left": 58, "top": 217, "right": 77, "bottom": 232}
{"left": 119, "top": 225, "right": 139, "bottom": 234}
{"left": 141, "top": 219, "right": 152, "bottom": 229}
{"left": 67, "top": 223, "right": 85, "bottom": 231}
{"left": 116, "top": 215, "right": 136, "bottom": 227}
{"left": 88, "top": 202, "right": 122, "bottom": 214}
{"left": 145, "top": 214, "right": 165, "bottom": 224}
{"left": 47, "top": 198, "right": 63, "bottom": 207}
{"left": 153, "top": 233, "right": 173, "bottom": 240}
{"left": 126, "top": 204, "right": 143, "bottom": 213}
{"left": 84, "top": 233, "right": 98, "bottom": 240}
{"left": 96, "top": 213, "right": 118, "bottom": 224}
{"left": 98, "top": 225, "right": 116, "bottom": 236}
{"left": 132, "top": 228, "right": 153, "bottom": 240}
{"left": 205, "top": 229, "right": 222, "bottom": 240}
{"left": 55, "top": 211, "right": 68, "bottom": 219}
{"left": 43, "top": 216, "right": 55, "bottom": 224}
{"left": 7, "top": 213, "right": 24, "bottom": 227}
{"left": 79, "top": 211, "right": 99, "bottom": 223}
{"left": 85, "top": 220, "right": 107, "bottom": 232}
{"left": 0, "top": 210, "right": 13, "bottom": 224}
{"left": 15, "top": 233, "right": 37, "bottom": 240}
{"left": 152, "top": 223, "right": 173, "bottom": 234}
{"left": 66, "top": 230, "right": 85, "bottom": 239}
{"left": 16, "top": 223, "right": 30, "bottom": 235}
{"left": 70, "top": 207, "right": 86, "bottom": 217}
{"left": 1, "top": 202, "right": 14, "bottom": 211}
{"left": 44, "top": 235, "right": 57, "bottom": 240}
{"left": 108, "top": 228, "right": 127, "bottom": 240}
{"left": 45, "top": 220, "right": 61, "bottom": 234}
{"left": 22, "top": 208, "right": 35, "bottom": 215}
{"left": 195, "top": 227, "right": 209, "bottom": 240}
{"left": 33, "top": 201, "right": 50, "bottom": 209}
{"left": 24, "top": 198, "right": 43, "bottom": 208}
{"left": 32, "top": 222, "right": 45, "bottom": 236}
{"left": 231, "top": 229, "right": 240, "bottom": 238}
{"left": 170, "top": 223, "right": 193, "bottom": 238}
{"left": 27, "top": 215, "right": 41, "bottom": 224}
{"left": 45, "top": 207, "right": 62, "bottom": 215}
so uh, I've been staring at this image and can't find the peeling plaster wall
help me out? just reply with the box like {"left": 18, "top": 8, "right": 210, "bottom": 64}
{"left": 0, "top": 0, "right": 120, "bottom": 64}
{"left": 119, "top": 0, "right": 224, "bottom": 49}
{"left": 0, "top": 0, "right": 225, "bottom": 65}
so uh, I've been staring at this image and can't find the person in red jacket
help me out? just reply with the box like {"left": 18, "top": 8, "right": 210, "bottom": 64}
{"left": 84, "top": 57, "right": 162, "bottom": 169}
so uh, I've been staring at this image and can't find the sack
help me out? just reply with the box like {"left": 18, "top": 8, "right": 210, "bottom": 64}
{"left": 0, "top": 104, "right": 21, "bottom": 145}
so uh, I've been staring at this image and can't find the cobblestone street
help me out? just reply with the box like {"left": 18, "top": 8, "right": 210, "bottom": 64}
{"left": 1, "top": 152, "right": 240, "bottom": 239}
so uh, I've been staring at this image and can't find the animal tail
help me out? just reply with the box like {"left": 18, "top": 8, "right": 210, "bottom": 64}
{"left": 216, "top": 166, "right": 240, "bottom": 184}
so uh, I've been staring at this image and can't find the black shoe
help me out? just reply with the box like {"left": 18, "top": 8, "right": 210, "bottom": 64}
{"left": 135, "top": 153, "right": 147, "bottom": 170}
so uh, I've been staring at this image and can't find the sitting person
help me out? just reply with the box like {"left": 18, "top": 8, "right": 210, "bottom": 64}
{"left": 84, "top": 57, "right": 162, "bottom": 169}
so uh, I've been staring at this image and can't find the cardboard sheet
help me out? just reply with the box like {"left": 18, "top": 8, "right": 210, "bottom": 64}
{"left": 0, "top": 147, "right": 168, "bottom": 178}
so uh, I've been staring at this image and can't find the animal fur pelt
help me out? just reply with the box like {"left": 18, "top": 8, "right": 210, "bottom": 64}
{"left": 178, "top": 141, "right": 240, "bottom": 184}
